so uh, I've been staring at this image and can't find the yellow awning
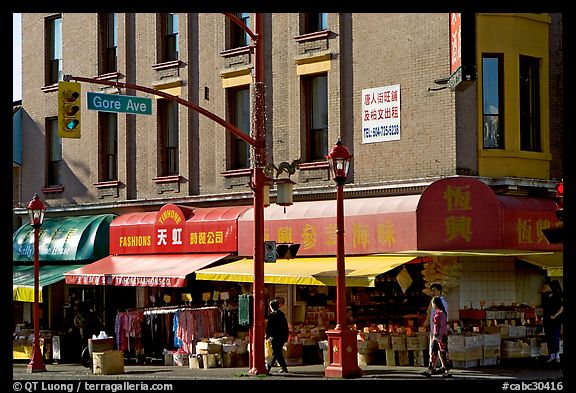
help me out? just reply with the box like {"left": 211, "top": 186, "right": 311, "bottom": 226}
{"left": 517, "top": 252, "right": 563, "bottom": 277}
{"left": 195, "top": 255, "right": 419, "bottom": 287}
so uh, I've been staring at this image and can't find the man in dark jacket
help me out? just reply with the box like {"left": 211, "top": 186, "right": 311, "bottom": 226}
{"left": 265, "top": 298, "right": 289, "bottom": 373}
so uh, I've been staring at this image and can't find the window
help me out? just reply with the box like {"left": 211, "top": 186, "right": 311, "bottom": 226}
{"left": 158, "top": 100, "right": 179, "bottom": 175}
{"left": 98, "top": 112, "right": 118, "bottom": 181}
{"left": 231, "top": 13, "right": 250, "bottom": 48}
{"left": 519, "top": 56, "right": 541, "bottom": 152}
{"left": 163, "top": 13, "right": 179, "bottom": 62}
{"left": 482, "top": 55, "right": 504, "bottom": 149}
{"left": 304, "top": 13, "right": 328, "bottom": 33}
{"left": 99, "top": 13, "right": 117, "bottom": 74}
{"left": 228, "top": 86, "right": 251, "bottom": 169}
{"left": 46, "top": 118, "right": 62, "bottom": 186}
{"left": 304, "top": 74, "right": 328, "bottom": 161}
{"left": 46, "top": 16, "right": 62, "bottom": 85}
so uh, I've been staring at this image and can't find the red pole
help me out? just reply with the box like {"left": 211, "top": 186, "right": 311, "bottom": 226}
{"left": 249, "top": 13, "right": 268, "bottom": 376}
{"left": 335, "top": 182, "right": 346, "bottom": 330}
{"left": 27, "top": 225, "right": 46, "bottom": 373}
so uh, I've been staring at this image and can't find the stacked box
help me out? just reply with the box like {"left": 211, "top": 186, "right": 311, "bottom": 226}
{"left": 221, "top": 351, "right": 237, "bottom": 367}
{"left": 358, "top": 352, "right": 375, "bottom": 366}
{"left": 391, "top": 335, "right": 406, "bottom": 351}
{"left": 483, "top": 346, "right": 501, "bottom": 359}
{"left": 385, "top": 349, "right": 396, "bottom": 366}
{"left": 202, "top": 353, "right": 219, "bottom": 368}
{"left": 196, "top": 342, "right": 222, "bottom": 355}
{"left": 357, "top": 340, "right": 378, "bottom": 354}
{"left": 406, "top": 336, "right": 422, "bottom": 351}
{"left": 377, "top": 335, "right": 391, "bottom": 350}
{"left": 397, "top": 350, "right": 410, "bottom": 366}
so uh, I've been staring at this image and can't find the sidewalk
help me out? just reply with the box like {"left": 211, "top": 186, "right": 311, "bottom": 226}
{"left": 13, "top": 359, "right": 563, "bottom": 382}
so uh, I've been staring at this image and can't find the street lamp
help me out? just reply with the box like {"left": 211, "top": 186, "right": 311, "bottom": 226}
{"left": 26, "top": 193, "right": 47, "bottom": 373}
{"left": 324, "top": 140, "right": 362, "bottom": 379}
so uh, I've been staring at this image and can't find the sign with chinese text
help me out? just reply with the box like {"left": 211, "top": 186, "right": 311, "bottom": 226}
{"left": 417, "top": 177, "right": 562, "bottom": 251}
{"left": 361, "top": 84, "right": 401, "bottom": 144}
{"left": 110, "top": 204, "right": 248, "bottom": 254}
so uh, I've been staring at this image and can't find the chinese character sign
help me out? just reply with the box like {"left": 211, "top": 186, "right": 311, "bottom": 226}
{"left": 361, "top": 84, "right": 401, "bottom": 144}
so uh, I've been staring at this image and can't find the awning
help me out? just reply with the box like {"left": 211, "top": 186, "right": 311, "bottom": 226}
{"left": 517, "top": 252, "right": 563, "bottom": 277}
{"left": 109, "top": 204, "right": 250, "bottom": 255}
{"left": 13, "top": 264, "right": 84, "bottom": 302}
{"left": 376, "top": 249, "right": 556, "bottom": 257}
{"left": 238, "top": 196, "right": 420, "bottom": 256}
{"left": 63, "top": 253, "right": 231, "bottom": 287}
{"left": 417, "top": 177, "right": 562, "bottom": 251}
{"left": 13, "top": 214, "right": 116, "bottom": 262}
{"left": 195, "top": 255, "right": 419, "bottom": 287}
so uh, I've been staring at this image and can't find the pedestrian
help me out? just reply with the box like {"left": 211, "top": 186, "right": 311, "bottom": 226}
{"left": 422, "top": 296, "right": 451, "bottom": 377}
{"left": 423, "top": 282, "right": 451, "bottom": 372}
{"left": 541, "top": 280, "right": 563, "bottom": 363}
{"left": 265, "top": 298, "right": 289, "bottom": 373}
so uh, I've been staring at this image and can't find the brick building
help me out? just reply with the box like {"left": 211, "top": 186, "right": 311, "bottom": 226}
{"left": 14, "top": 13, "right": 564, "bottom": 357}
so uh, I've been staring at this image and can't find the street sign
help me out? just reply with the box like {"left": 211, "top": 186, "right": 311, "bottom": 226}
{"left": 87, "top": 92, "right": 152, "bottom": 115}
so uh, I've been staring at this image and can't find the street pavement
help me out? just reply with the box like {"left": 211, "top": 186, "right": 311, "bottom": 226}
{"left": 11, "top": 359, "right": 565, "bottom": 391}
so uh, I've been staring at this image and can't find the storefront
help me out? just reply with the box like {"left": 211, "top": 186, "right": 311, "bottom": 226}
{"left": 12, "top": 214, "right": 115, "bottom": 361}
{"left": 194, "top": 176, "right": 562, "bottom": 367}
{"left": 62, "top": 204, "right": 251, "bottom": 362}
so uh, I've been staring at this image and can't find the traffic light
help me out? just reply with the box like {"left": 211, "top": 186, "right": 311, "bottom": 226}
{"left": 264, "top": 241, "right": 277, "bottom": 262}
{"left": 58, "top": 81, "right": 81, "bottom": 138}
{"left": 555, "top": 180, "right": 563, "bottom": 221}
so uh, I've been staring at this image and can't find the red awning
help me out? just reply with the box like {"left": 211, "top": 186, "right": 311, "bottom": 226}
{"left": 238, "top": 195, "right": 420, "bottom": 256}
{"left": 63, "top": 253, "right": 230, "bottom": 287}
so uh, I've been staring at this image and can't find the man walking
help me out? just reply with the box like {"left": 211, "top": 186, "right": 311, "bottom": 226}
{"left": 265, "top": 298, "right": 289, "bottom": 373}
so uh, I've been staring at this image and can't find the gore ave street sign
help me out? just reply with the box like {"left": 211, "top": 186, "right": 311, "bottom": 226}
{"left": 87, "top": 92, "right": 152, "bottom": 115}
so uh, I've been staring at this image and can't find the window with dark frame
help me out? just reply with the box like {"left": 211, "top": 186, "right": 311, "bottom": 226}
{"left": 46, "top": 118, "right": 62, "bottom": 186}
{"left": 482, "top": 55, "right": 504, "bottom": 149}
{"left": 98, "top": 112, "right": 118, "bottom": 182}
{"left": 304, "top": 74, "right": 328, "bottom": 162}
{"left": 46, "top": 16, "right": 62, "bottom": 85}
{"left": 158, "top": 100, "right": 179, "bottom": 176}
{"left": 519, "top": 55, "right": 541, "bottom": 152}
{"left": 230, "top": 13, "right": 250, "bottom": 48}
{"left": 228, "top": 86, "right": 251, "bottom": 169}
{"left": 304, "top": 13, "right": 328, "bottom": 34}
{"left": 99, "top": 13, "right": 117, "bottom": 74}
{"left": 164, "top": 13, "right": 179, "bottom": 62}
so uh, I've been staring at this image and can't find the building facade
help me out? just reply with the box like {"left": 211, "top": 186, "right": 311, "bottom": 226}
{"left": 15, "top": 13, "right": 563, "bottom": 345}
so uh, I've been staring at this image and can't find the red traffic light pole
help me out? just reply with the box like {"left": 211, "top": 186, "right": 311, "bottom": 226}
{"left": 65, "top": 13, "right": 269, "bottom": 376}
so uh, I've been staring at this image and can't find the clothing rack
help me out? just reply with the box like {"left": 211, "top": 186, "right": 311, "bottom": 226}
{"left": 143, "top": 305, "right": 219, "bottom": 315}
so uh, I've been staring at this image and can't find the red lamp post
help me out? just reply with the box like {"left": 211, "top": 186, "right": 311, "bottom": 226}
{"left": 324, "top": 140, "right": 362, "bottom": 378}
{"left": 26, "top": 194, "right": 47, "bottom": 373}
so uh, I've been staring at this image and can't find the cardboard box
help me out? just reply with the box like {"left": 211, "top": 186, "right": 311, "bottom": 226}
{"left": 357, "top": 340, "right": 378, "bottom": 353}
{"left": 397, "top": 350, "right": 410, "bottom": 366}
{"left": 483, "top": 345, "right": 501, "bottom": 358}
{"left": 391, "top": 335, "right": 406, "bottom": 351}
{"left": 358, "top": 352, "right": 375, "bottom": 366}
{"left": 406, "top": 336, "right": 422, "bottom": 350}
{"left": 196, "top": 342, "right": 222, "bottom": 354}
{"left": 283, "top": 343, "right": 303, "bottom": 358}
{"left": 483, "top": 333, "right": 501, "bottom": 347}
{"left": 385, "top": 349, "right": 396, "bottom": 366}
{"left": 221, "top": 351, "right": 237, "bottom": 367}
{"left": 202, "top": 353, "right": 218, "bottom": 369}
{"left": 377, "top": 335, "right": 391, "bottom": 350}
{"left": 92, "top": 351, "right": 124, "bottom": 375}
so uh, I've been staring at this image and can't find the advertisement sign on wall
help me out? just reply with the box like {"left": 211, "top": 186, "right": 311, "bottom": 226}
{"left": 361, "top": 84, "right": 401, "bottom": 144}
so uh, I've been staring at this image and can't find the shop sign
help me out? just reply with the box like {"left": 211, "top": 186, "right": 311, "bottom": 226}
{"left": 65, "top": 274, "right": 184, "bottom": 287}
{"left": 110, "top": 204, "right": 240, "bottom": 255}
{"left": 238, "top": 208, "right": 418, "bottom": 256}
{"left": 417, "top": 177, "right": 562, "bottom": 251}
{"left": 361, "top": 84, "right": 401, "bottom": 144}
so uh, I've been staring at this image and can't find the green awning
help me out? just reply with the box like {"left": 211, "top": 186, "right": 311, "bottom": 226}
{"left": 13, "top": 264, "right": 84, "bottom": 302}
{"left": 13, "top": 214, "right": 115, "bottom": 262}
